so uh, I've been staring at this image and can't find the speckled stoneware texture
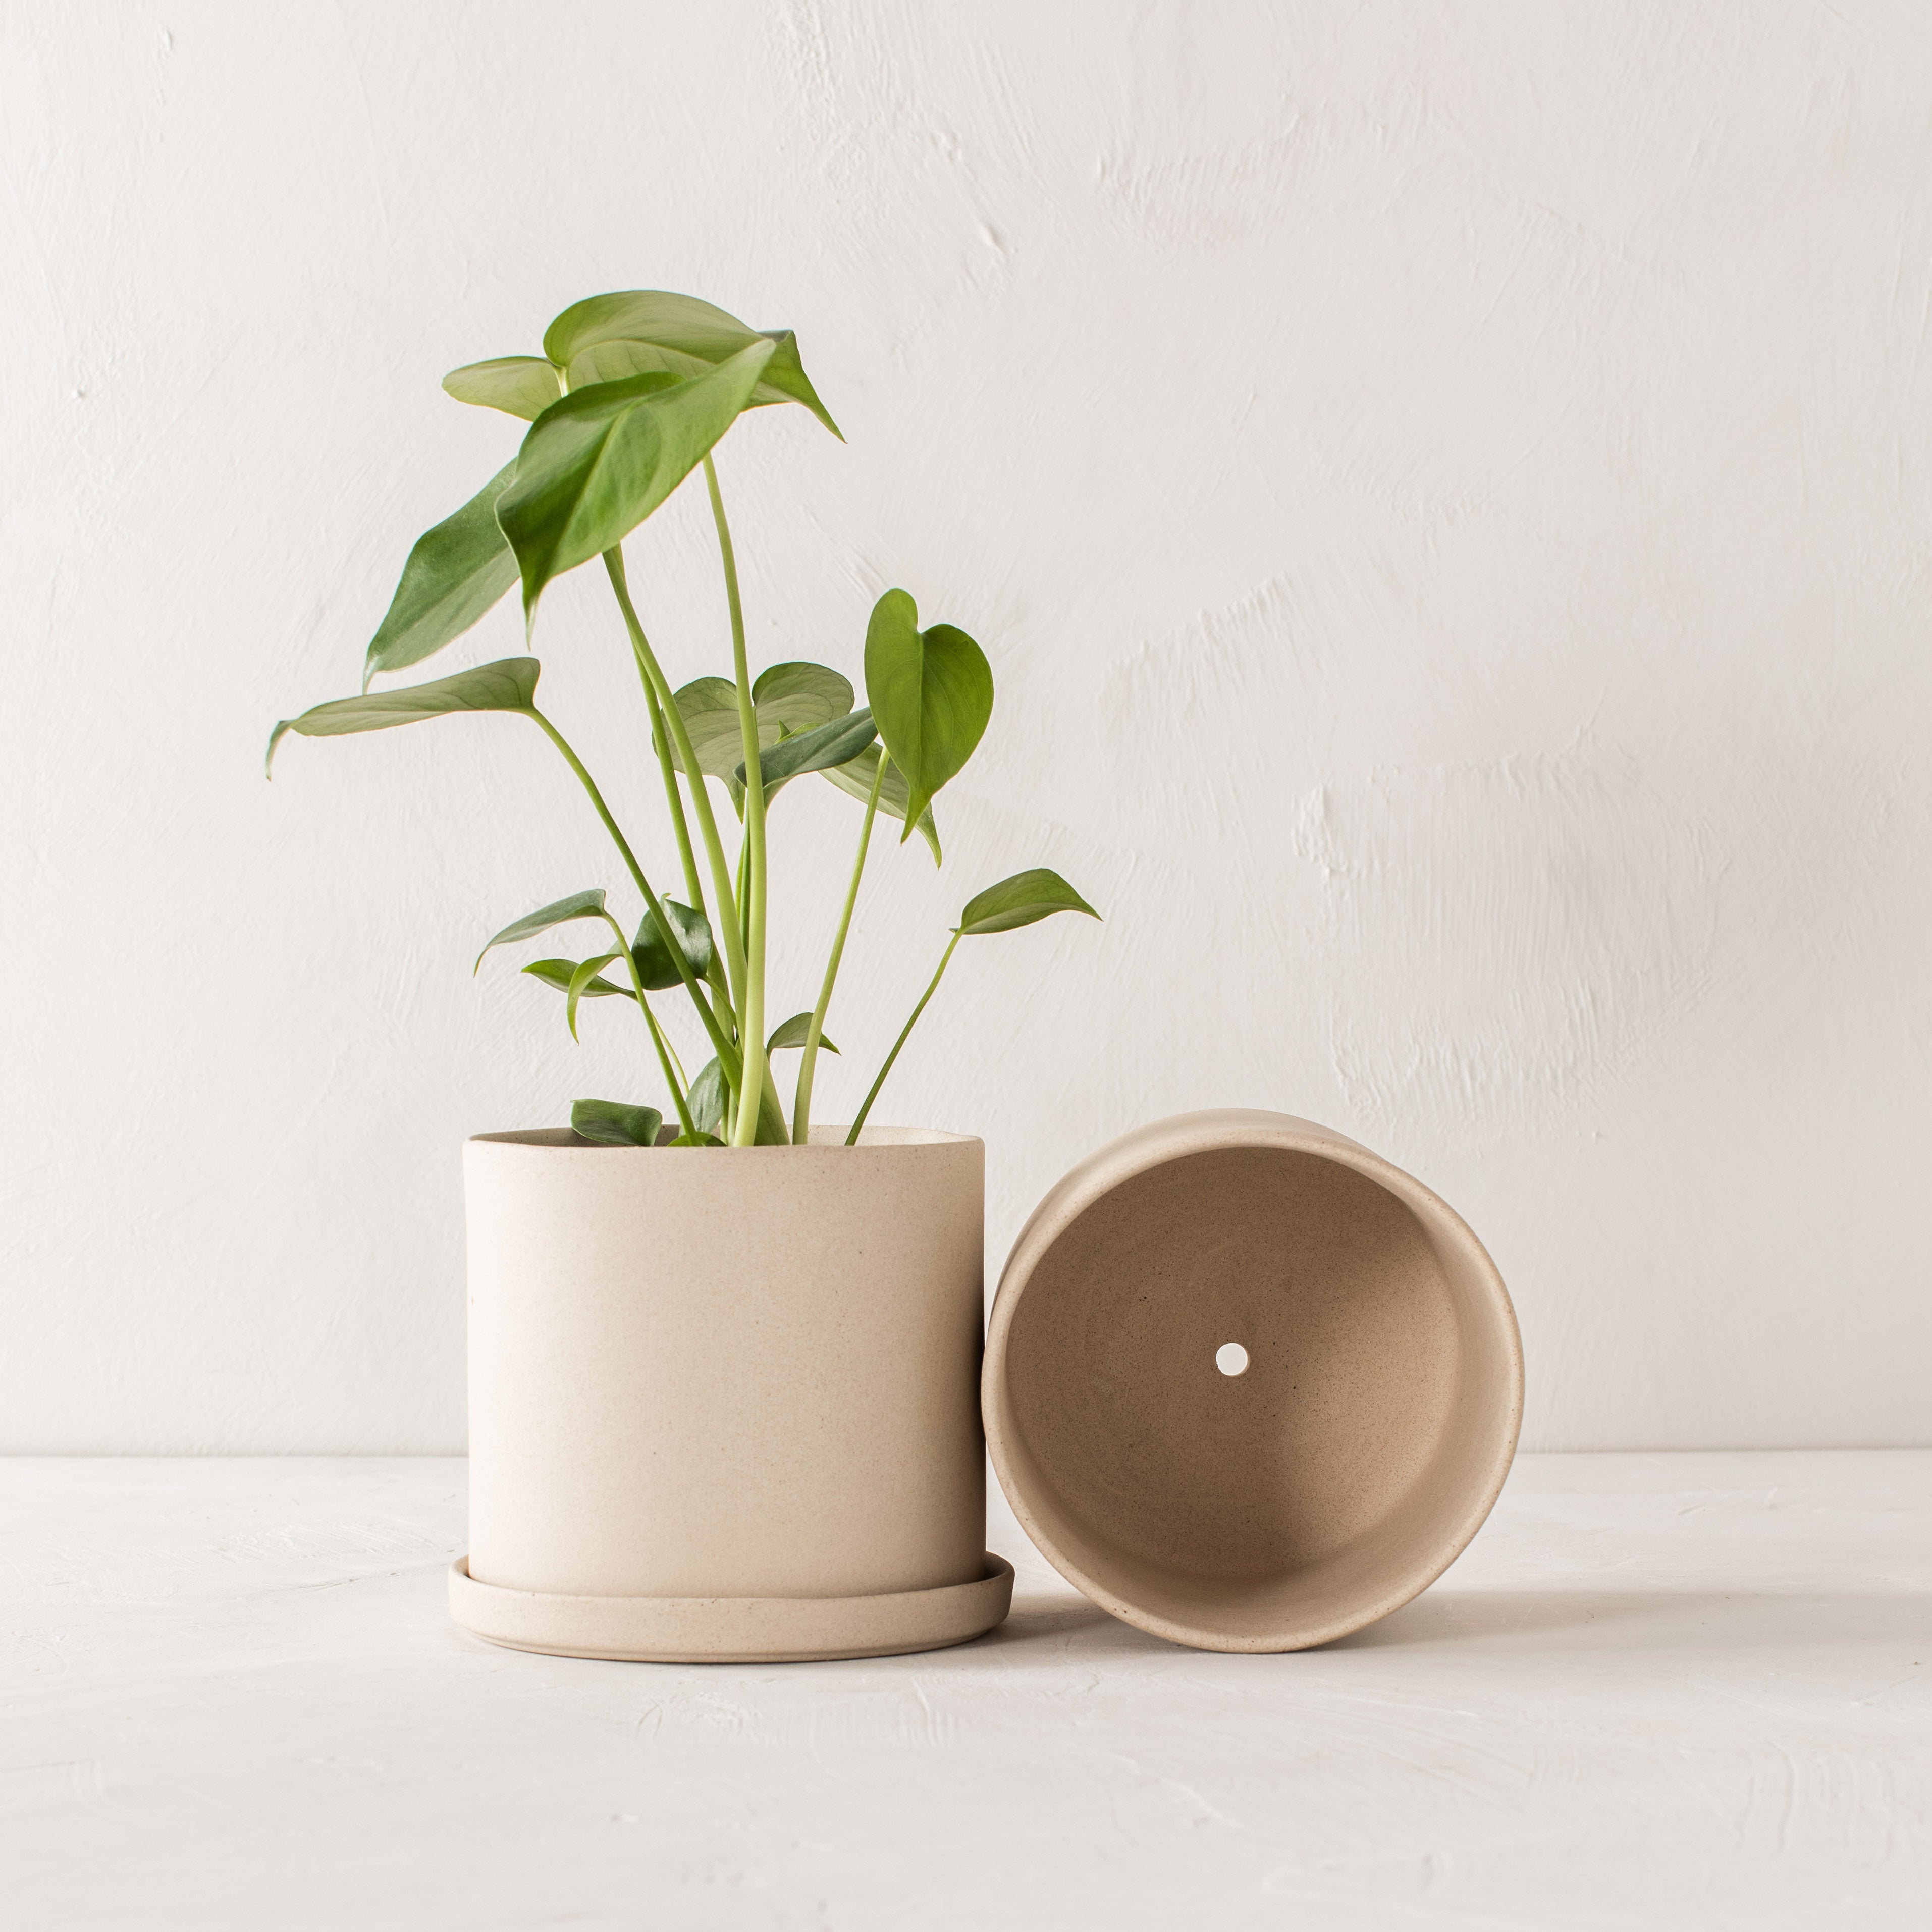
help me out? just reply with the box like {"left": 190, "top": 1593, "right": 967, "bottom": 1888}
{"left": 984, "top": 1109, "right": 1523, "bottom": 1653}
{"left": 456, "top": 1126, "right": 1006, "bottom": 1662}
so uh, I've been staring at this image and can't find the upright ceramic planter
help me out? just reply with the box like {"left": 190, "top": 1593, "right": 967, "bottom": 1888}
{"left": 449, "top": 1126, "right": 1013, "bottom": 1662}
{"left": 983, "top": 1109, "right": 1523, "bottom": 1653}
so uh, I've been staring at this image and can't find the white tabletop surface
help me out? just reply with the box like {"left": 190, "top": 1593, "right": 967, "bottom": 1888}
{"left": 4, "top": 1452, "right": 1926, "bottom": 1929}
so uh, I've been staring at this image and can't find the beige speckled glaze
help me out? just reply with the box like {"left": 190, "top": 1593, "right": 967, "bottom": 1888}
{"left": 983, "top": 1110, "right": 1523, "bottom": 1653}
{"left": 455, "top": 1125, "right": 1008, "bottom": 1662}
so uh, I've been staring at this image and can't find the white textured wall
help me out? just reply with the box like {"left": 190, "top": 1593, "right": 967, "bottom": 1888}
{"left": 5, "top": 2, "right": 1928, "bottom": 1453}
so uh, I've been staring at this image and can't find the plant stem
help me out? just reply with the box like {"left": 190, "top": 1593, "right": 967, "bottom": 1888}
{"left": 794, "top": 749, "right": 887, "bottom": 1143}
{"left": 705, "top": 452, "right": 771, "bottom": 1147}
{"left": 527, "top": 707, "right": 741, "bottom": 1082}
{"left": 598, "top": 910, "right": 696, "bottom": 1140}
{"left": 639, "top": 998, "right": 695, "bottom": 1135}
{"left": 606, "top": 554, "right": 706, "bottom": 915}
{"left": 601, "top": 547, "right": 746, "bottom": 1025}
{"left": 845, "top": 931, "right": 960, "bottom": 1146}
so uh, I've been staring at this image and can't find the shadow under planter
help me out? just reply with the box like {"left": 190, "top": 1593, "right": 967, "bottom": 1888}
{"left": 452, "top": 1125, "right": 1011, "bottom": 1662}
{"left": 983, "top": 1110, "right": 1523, "bottom": 1652}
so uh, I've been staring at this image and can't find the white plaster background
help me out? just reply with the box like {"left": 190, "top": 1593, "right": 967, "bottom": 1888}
{"left": 4, "top": 1, "right": 1928, "bottom": 1453}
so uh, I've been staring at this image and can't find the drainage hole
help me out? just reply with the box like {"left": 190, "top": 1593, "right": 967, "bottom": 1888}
{"left": 1214, "top": 1342, "right": 1249, "bottom": 1377}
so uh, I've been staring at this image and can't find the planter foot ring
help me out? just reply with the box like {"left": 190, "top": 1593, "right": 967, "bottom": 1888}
{"left": 449, "top": 1553, "right": 1015, "bottom": 1662}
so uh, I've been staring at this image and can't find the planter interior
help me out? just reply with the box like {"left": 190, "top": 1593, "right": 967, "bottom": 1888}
{"left": 984, "top": 1110, "right": 1522, "bottom": 1652}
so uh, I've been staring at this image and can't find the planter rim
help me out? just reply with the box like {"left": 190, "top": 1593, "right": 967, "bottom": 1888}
{"left": 983, "top": 1107, "right": 1524, "bottom": 1652}
{"left": 469, "top": 1125, "right": 979, "bottom": 1153}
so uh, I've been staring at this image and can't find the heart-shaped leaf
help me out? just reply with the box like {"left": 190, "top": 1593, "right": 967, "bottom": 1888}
{"left": 767, "top": 1013, "right": 839, "bottom": 1054}
{"left": 672, "top": 661, "right": 854, "bottom": 809}
{"left": 668, "top": 1131, "right": 724, "bottom": 1147}
{"left": 864, "top": 590, "right": 994, "bottom": 840}
{"left": 495, "top": 340, "right": 775, "bottom": 624}
{"left": 442, "top": 357, "right": 562, "bottom": 422}
{"left": 570, "top": 1098, "right": 663, "bottom": 1147}
{"left": 630, "top": 900, "right": 714, "bottom": 992}
{"left": 818, "top": 744, "right": 942, "bottom": 865}
{"left": 956, "top": 869, "right": 1100, "bottom": 936}
{"left": 542, "top": 290, "right": 841, "bottom": 438}
{"left": 362, "top": 462, "right": 521, "bottom": 688}
{"left": 735, "top": 708, "right": 877, "bottom": 788}
{"left": 267, "top": 658, "right": 540, "bottom": 776}
{"left": 474, "top": 889, "right": 606, "bottom": 971}
{"left": 522, "top": 957, "right": 633, "bottom": 1000}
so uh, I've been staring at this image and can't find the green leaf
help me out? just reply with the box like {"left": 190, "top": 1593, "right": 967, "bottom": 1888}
{"left": 361, "top": 462, "right": 522, "bottom": 688}
{"left": 630, "top": 900, "right": 714, "bottom": 991}
{"left": 495, "top": 343, "right": 776, "bottom": 625}
{"left": 570, "top": 1098, "right": 664, "bottom": 1147}
{"left": 268, "top": 658, "right": 540, "bottom": 776}
{"left": 957, "top": 868, "right": 1100, "bottom": 936}
{"left": 754, "top": 660, "right": 854, "bottom": 716}
{"left": 754, "top": 1085, "right": 789, "bottom": 1144}
{"left": 442, "top": 357, "right": 562, "bottom": 421}
{"left": 542, "top": 290, "right": 841, "bottom": 438}
{"left": 522, "top": 957, "right": 633, "bottom": 1000}
{"left": 864, "top": 590, "right": 994, "bottom": 841}
{"left": 687, "top": 1057, "right": 728, "bottom": 1139}
{"left": 668, "top": 1131, "right": 724, "bottom": 1147}
{"left": 684, "top": 1053, "right": 789, "bottom": 1140}
{"left": 767, "top": 1012, "right": 838, "bottom": 1054}
{"left": 567, "top": 952, "right": 624, "bottom": 1040}
{"left": 736, "top": 708, "right": 877, "bottom": 788}
{"left": 671, "top": 661, "right": 854, "bottom": 809}
{"left": 819, "top": 743, "right": 942, "bottom": 865}
{"left": 473, "top": 889, "right": 607, "bottom": 972}
{"left": 490, "top": 889, "right": 608, "bottom": 945}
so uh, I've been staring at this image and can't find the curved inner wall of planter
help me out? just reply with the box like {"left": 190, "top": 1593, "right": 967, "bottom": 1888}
{"left": 999, "top": 1145, "right": 1515, "bottom": 1642}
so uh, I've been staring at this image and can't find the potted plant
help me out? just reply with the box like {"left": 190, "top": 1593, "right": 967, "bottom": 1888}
{"left": 270, "top": 291, "right": 1099, "bottom": 1660}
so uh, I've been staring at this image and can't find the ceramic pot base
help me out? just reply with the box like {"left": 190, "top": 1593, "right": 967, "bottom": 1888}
{"left": 449, "top": 1554, "right": 1015, "bottom": 1663}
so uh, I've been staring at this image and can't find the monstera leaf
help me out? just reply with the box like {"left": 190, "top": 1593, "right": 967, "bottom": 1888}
{"left": 360, "top": 462, "right": 521, "bottom": 687}
{"left": 495, "top": 342, "right": 775, "bottom": 623}
{"left": 819, "top": 743, "right": 942, "bottom": 865}
{"left": 441, "top": 357, "right": 562, "bottom": 421}
{"left": 543, "top": 290, "right": 841, "bottom": 437}
{"left": 955, "top": 870, "right": 1099, "bottom": 936}
{"left": 863, "top": 590, "right": 993, "bottom": 839}
{"left": 670, "top": 661, "right": 854, "bottom": 810}
{"left": 267, "top": 659, "right": 541, "bottom": 775}
{"left": 736, "top": 709, "right": 878, "bottom": 789}
{"left": 569, "top": 1098, "right": 663, "bottom": 1146}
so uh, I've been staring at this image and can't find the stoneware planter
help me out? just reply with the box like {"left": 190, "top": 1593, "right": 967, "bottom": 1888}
{"left": 450, "top": 1126, "right": 1012, "bottom": 1662}
{"left": 983, "top": 1109, "right": 1522, "bottom": 1653}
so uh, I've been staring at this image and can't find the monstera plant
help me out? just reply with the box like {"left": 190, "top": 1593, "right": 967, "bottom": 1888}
{"left": 270, "top": 291, "right": 1097, "bottom": 1147}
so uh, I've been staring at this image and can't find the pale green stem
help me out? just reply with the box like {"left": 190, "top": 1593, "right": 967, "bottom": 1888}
{"left": 601, "top": 547, "right": 746, "bottom": 1025}
{"left": 794, "top": 749, "right": 887, "bottom": 1143}
{"left": 657, "top": 1017, "right": 689, "bottom": 1092}
{"left": 597, "top": 908, "right": 696, "bottom": 1141}
{"left": 705, "top": 453, "right": 771, "bottom": 1147}
{"left": 605, "top": 551, "right": 705, "bottom": 915}
{"left": 601, "top": 550, "right": 727, "bottom": 1062}
{"left": 526, "top": 708, "right": 740, "bottom": 1083}
{"left": 846, "top": 931, "right": 961, "bottom": 1146}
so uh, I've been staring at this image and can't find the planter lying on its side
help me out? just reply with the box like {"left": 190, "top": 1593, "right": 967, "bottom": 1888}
{"left": 983, "top": 1109, "right": 1522, "bottom": 1653}
{"left": 451, "top": 1126, "right": 1012, "bottom": 1663}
